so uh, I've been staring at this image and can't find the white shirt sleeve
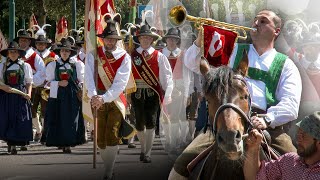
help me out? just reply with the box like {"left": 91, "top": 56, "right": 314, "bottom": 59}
{"left": 84, "top": 52, "right": 98, "bottom": 98}
{"left": 158, "top": 52, "right": 173, "bottom": 98}
{"left": 182, "top": 56, "right": 193, "bottom": 97}
{"left": 45, "top": 61, "right": 59, "bottom": 98}
{"left": 102, "top": 54, "right": 131, "bottom": 103}
{"left": 33, "top": 54, "right": 46, "bottom": 87}
{"left": 23, "top": 63, "right": 33, "bottom": 84}
{"left": 184, "top": 43, "right": 201, "bottom": 74}
{"left": 75, "top": 61, "right": 85, "bottom": 83}
{"left": 267, "top": 58, "right": 302, "bottom": 128}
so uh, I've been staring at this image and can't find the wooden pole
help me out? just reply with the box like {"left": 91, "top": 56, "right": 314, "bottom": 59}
{"left": 93, "top": 0, "right": 99, "bottom": 169}
{"left": 84, "top": 0, "right": 97, "bottom": 169}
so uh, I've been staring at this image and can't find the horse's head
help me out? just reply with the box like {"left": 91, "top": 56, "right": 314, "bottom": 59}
{"left": 200, "top": 53, "right": 251, "bottom": 160}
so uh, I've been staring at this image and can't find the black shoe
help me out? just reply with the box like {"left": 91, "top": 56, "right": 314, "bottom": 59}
{"left": 34, "top": 133, "right": 42, "bottom": 142}
{"left": 20, "top": 146, "right": 27, "bottom": 151}
{"left": 103, "top": 173, "right": 115, "bottom": 180}
{"left": 11, "top": 148, "right": 17, "bottom": 155}
{"left": 143, "top": 156, "right": 151, "bottom": 163}
{"left": 63, "top": 147, "right": 72, "bottom": 153}
{"left": 128, "top": 143, "right": 136, "bottom": 148}
{"left": 139, "top": 152, "right": 145, "bottom": 161}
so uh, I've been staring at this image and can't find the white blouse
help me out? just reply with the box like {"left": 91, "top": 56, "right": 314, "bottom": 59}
{"left": 0, "top": 57, "right": 33, "bottom": 84}
{"left": 46, "top": 57, "right": 84, "bottom": 98}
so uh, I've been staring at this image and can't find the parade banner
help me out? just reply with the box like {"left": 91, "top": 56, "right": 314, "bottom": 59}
{"left": 0, "top": 29, "right": 8, "bottom": 51}
{"left": 203, "top": 25, "right": 237, "bottom": 67}
{"left": 29, "top": 13, "right": 38, "bottom": 31}
{"left": 55, "top": 16, "right": 68, "bottom": 42}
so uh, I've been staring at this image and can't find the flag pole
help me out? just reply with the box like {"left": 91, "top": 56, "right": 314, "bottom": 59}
{"left": 93, "top": 0, "right": 98, "bottom": 169}
{"left": 85, "top": 0, "right": 97, "bottom": 169}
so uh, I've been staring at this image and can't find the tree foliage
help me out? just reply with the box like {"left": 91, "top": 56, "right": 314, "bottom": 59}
{"left": 0, "top": 0, "right": 267, "bottom": 39}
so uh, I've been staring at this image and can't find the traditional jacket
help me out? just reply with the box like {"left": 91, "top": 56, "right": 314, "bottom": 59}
{"left": 23, "top": 47, "right": 46, "bottom": 86}
{"left": 131, "top": 46, "right": 173, "bottom": 102}
{"left": 35, "top": 49, "right": 58, "bottom": 66}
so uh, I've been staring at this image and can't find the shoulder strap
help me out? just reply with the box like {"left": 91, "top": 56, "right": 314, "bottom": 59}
{"left": 233, "top": 43, "right": 250, "bottom": 70}
{"left": 248, "top": 53, "right": 287, "bottom": 106}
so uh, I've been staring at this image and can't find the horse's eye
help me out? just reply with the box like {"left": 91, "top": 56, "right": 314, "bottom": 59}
{"left": 240, "top": 95, "right": 249, "bottom": 100}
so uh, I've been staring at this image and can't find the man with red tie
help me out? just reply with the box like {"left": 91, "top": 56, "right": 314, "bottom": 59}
{"left": 131, "top": 23, "right": 173, "bottom": 163}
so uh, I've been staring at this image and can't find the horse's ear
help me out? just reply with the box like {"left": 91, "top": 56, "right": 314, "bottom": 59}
{"left": 236, "top": 50, "right": 249, "bottom": 77}
{"left": 200, "top": 57, "right": 210, "bottom": 75}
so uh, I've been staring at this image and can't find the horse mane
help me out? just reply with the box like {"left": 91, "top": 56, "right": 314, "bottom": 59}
{"left": 203, "top": 66, "right": 235, "bottom": 103}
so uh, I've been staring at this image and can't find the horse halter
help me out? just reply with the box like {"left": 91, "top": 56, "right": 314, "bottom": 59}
{"left": 212, "top": 74, "right": 253, "bottom": 135}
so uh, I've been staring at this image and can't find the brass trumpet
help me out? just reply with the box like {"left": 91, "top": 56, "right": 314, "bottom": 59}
{"left": 41, "top": 88, "right": 50, "bottom": 101}
{"left": 169, "top": 5, "right": 256, "bottom": 40}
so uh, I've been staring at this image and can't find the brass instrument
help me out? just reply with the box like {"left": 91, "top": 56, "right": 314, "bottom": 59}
{"left": 43, "top": 57, "right": 56, "bottom": 66}
{"left": 169, "top": 5, "right": 256, "bottom": 40}
{"left": 41, "top": 88, "right": 50, "bottom": 101}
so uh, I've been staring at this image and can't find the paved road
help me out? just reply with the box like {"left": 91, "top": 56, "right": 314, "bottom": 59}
{"left": 0, "top": 137, "right": 175, "bottom": 180}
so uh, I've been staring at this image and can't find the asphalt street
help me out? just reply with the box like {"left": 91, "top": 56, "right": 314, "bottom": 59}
{"left": 0, "top": 137, "right": 174, "bottom": 180}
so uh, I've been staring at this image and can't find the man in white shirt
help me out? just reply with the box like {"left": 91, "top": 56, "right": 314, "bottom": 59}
{"left": 34, "top": 33, "right": 58, "bottom": 142}
{"left": 85, "top": 21, "right": 132, "bottom": 180}
{"left": 131, "top": 24, "right": 173, "bottom": 163}
{"left": 184, "top": 10, "right": 301, "bottom": 155}
{"left": 16, "top": 29, "right": 46, "bottom": 148}
{"left": 161, "top": 27, "right": 191, "bottom": 152}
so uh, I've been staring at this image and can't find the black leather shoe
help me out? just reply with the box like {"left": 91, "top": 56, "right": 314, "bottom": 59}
{"left": 7, "top": 145, "right": 11, "bottom": 153}
{"left": 128, "top": 143, "right": 136, "bottom": 148}
{"left": 11, "top": 148, "right": 17, "bottom": 155}
{"left": 103, "top": 173, "right": 115, "bottom": 180}
{"left": 63, "top": 147, "right": 72, "bottom": 153}
{"left": 139, "top": 152, "right": 145, "bottom": 161}
{"left": 20, "top": 146, "right": 27, "bottom": 151}
{"left": 143, "top": 156, "right": 151, "bottom": 163}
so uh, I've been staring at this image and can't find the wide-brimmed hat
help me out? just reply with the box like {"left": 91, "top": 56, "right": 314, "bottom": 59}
{"left": 0, "top": 41, "right": 26, "bottom": 57}
{"left": 162, "top": 27, "right": 181, "bottom": 43}
{"left": 15, "top": 29, "right": 34, "bottom": 41}
{"left": 296, "top": 111, "right": 320, "bottom": 140}
{"left": 136, "top": 24, "right": 159, "bottom": 41}
{"left": 70, "top": 29, "right": 84, "bottom": 46}
{"left": 35, "top": 35, "right": 51, "bottom": 44}
{"left": 97, "top": 22, "right": 122, "bottom": 40}
{"left": 154, "top": 39, "right": 166, "bottom": 50}
{"left": 54, "top": 38, "right": 77, "bottom": 57}
{"left": 299, "top": 32, "right": 320, "bottom": 48}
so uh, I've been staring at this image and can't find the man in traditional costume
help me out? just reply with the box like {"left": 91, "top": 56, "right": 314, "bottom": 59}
{"left": 85, "top": 21, "right": 133, "bottom": 180}
{"left": 170, "top": 10, "right": 302, "bottom": 179}
{"left": 131, "top": 23, "right": 173, "bottom": 163}
{"left": 161, "top": 27, "right": 191, "bottom": 153}
{"left": 34, "top": 29, "right": 58, "bottom": 142}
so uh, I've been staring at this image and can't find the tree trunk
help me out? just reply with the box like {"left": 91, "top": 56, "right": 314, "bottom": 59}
{"left": 34, "top": 0, "right": 47, "bottom": 26}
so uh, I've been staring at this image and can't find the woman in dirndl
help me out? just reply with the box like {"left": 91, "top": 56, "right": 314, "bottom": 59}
{"left": 0, "top": 41, "right": 33, "bottom": 155}
{"left": 43, "top": 38, "right": 85, "bottom": 153}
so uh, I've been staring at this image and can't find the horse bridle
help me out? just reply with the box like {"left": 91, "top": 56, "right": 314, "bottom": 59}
{"left": 212, "top": 74, "right": 253, "bottom": 135}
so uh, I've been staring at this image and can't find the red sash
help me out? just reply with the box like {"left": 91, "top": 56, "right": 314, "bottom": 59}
{"left": 49, "top": 51, "right": 56, "bottom": 58}
{"left": 131, "top": 50, "right": 163, "bottom": 102}
{"left": 97, "top": 46, "right": 127, "bottom": 107}
{"left": 23, "top": 52, "right": 37, "bottom": 71}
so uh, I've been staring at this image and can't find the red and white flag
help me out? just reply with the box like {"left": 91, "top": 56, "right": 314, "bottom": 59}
{"left": 55, "top": 16, "right": 68, "bottom": 42}
{"left": 203, "top": 25, "right": 237, "bottom": 67}
{"left": 0, "top": 29, "right": 8, "bottom": 51}
{"left": 29, "top": 13, "right": 38, "bottom": 31}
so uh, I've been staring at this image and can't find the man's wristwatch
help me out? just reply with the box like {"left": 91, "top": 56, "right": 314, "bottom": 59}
{"left": 263, "top": 116, "right": 272, "bottom": 127}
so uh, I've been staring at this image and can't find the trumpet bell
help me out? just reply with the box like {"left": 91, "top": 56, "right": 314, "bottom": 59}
{"left": 41, "top": 89, "right": 50, "bottom": 101}
{"left": 168, "top": 5, "right": 187, "bottom": 27}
